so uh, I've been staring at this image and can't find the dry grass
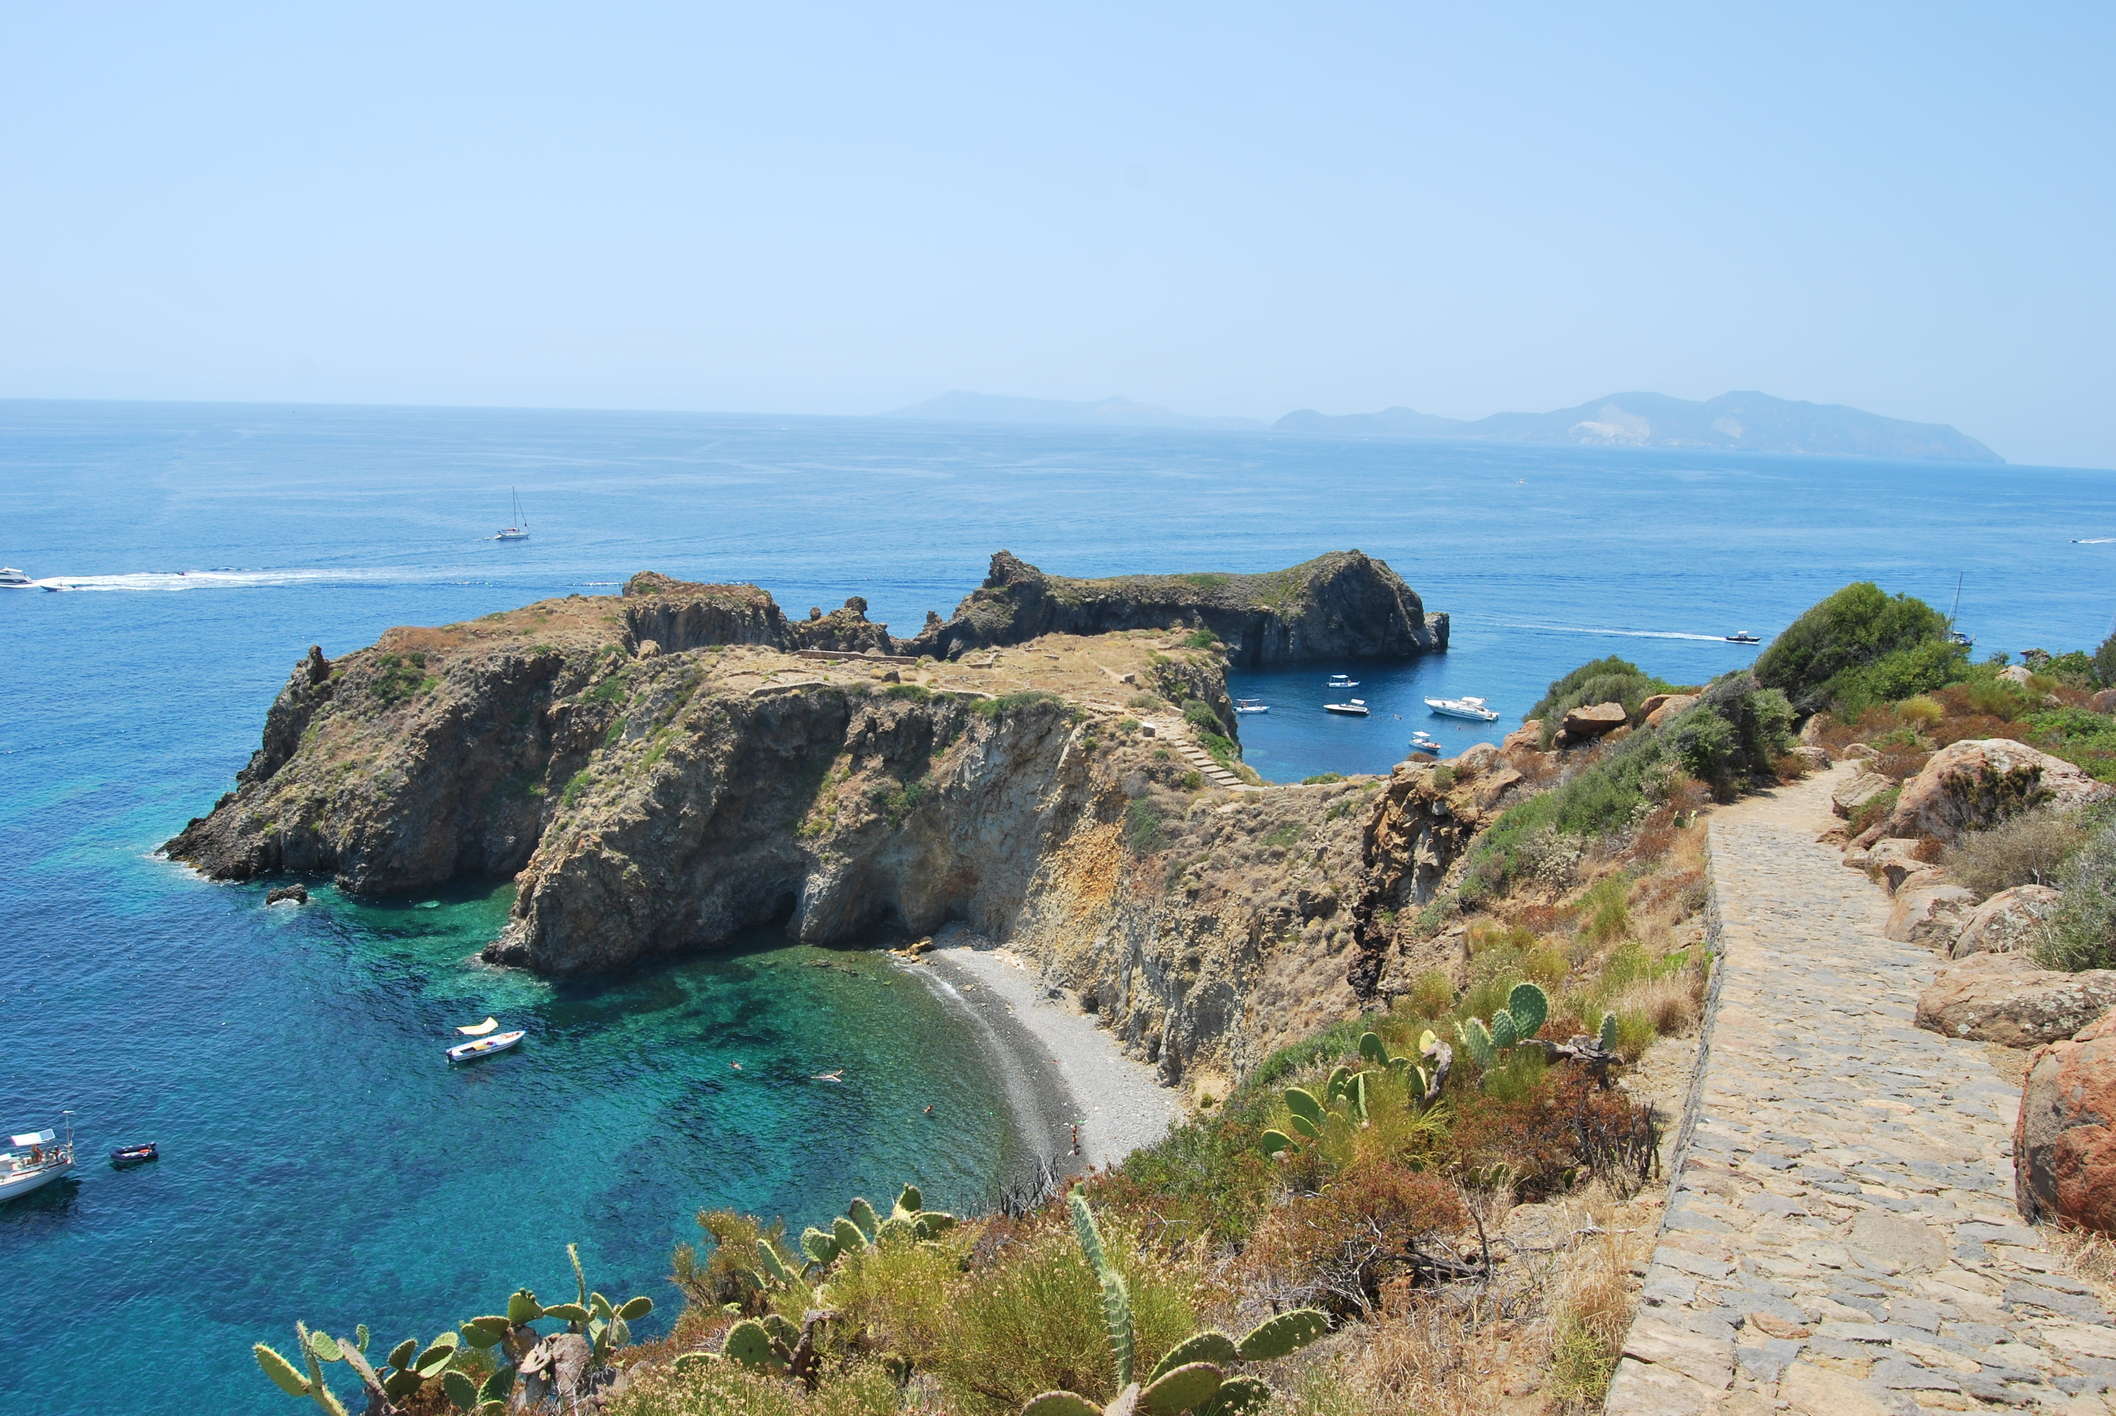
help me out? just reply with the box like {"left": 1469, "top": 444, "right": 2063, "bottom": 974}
{"left": 2049, "top": 1227, "right": 2116, "bottom": 1310}
{"left": 1608, "top": 971, "right": 1703, "bottom": 1039}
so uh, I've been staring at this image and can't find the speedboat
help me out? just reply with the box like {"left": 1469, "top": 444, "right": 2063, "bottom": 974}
{"left": 1725, "top": 631, "right": 1760, "bottom": 644}
{"left": 1, "top": 1117, "right": 76, "bottom": 1202}
{"left": 1323, "top": 698, "right": 1370, "bottom": 717}
{"left": 1326, "top": 674, "right": 1359, "bottom": 689}
{"left": 0, "top": 567, "right": 35, "bottom": 589}
{"left": 110, "top": 1143, "right": 159, "bottom": 1168}
{"left": 1408, "top": 731, "right": 1443, "bottom": 755}
{"left": 1425, "top": 695, "right": 1498, "bottom": 722}
{"left": 1234, "top": 697, "right": 1269, "bottom": 714}
{"left": 446, "top": 1029, "right": 525, "bottom": 1063}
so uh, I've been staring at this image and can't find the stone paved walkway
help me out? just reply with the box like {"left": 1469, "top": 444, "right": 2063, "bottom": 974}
{"left": 1606, "top": 765, "right": 2116, "bottom": 1416}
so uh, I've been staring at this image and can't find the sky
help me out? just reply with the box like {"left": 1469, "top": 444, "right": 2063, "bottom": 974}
{"left": 4, "top": 1, "right": 2113, "bottom": 467}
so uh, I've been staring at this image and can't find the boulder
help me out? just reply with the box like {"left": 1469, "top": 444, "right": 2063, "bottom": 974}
{"left": 1841, "top": 742, "right": 1879, "bottom": 763}
{"left": 1831, "top": 770, "right": 1894, "bottom": 820}
{"left": 2090, "top": 688, "right": 2116, "bottom": 715}
{"left": 1560, "top": 701, "right": 1627, "bottom": 741}
{"left": 265, "top": 884, "right": 309, "bottom": 906}
{"left": 1642, "top": 693, "right": 1699, "bottom": 728}
{"left": 1998, "top": 665, "right": 2034, "bottom": 685}
{"left": 1917, "top": 952, "right": 2116, "bottom": 1048}
{"left": 1866, "top": 837, "right": 1932, "bottom": 893}
{"left": 1792, "top": 744, "right": 1830, "bottom": 770}
{"left": 2016, "top": 1008, "right": 2116, "bottom": 1234}
{"left": 1500, "top": 721, "right": 1543, "bottom": 757}
{"left": 1950, "top": 884, "right": 2063, "bottom": 959}
{"left": 1871, "top": 738, "right": 2116, "bottom": 845}
{"left": 1886, "top": 883, "right": 1975, "bottom": 948}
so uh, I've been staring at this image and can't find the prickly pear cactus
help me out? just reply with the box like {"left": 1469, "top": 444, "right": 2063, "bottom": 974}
{"left": 1460, "top": 1017, "right": 1494, "bottom": 1068}
{"left": 1598, "top": 1010, "right": 1619, "bottom": 1051}
{"left": 1507, "top": 982, "right": 1549, "bottom": 1038}
{"left": 1489, "top": 1009, "right": 1519, "bottom": 1051}
{"left": 1233, "top": 1308, "right": 1330, "bottom": 1360}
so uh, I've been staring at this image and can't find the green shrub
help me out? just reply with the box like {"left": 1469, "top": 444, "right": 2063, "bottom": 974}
{"left": 584, "top": 670, "right": 631, "bottom": 706}
{"left": 1822, "top": 640, "right": 1969, "bottom": 718}
{"left": 1754, "top": 582, "right": 1954, "bottom": 713}
{"left": 1528, "top": 656, "right": 1674, "bottom": 746}
{"left": 2035, "top": 822, "right": 2116, "bottom": 972}
{"left": 1943, "top": 805, "right": 2100, "bottom": 896}
{"left": 1300, "top": 772, "right": 1345, "bottom": 785}
{"left": 369, "top": 652, "right": 438, "bottom": 706}
{"left": 1125, "top": 692, "right": 1165, "bottom": 711}
{"left": 1124, "top": 798, "right": 1166, "bottom": 853}
{"left": 972, "top": 690, "right": 1063, "bottom": 718}
{"left": 1181, "top": 698, "right": 1223, "bottom": 732}
{"left": 1180, "top": 628, "right": 1221, "bottom": 650}
{"left": 882, "top": 682, "right": 933, "bottom": 702}
{"left": 2095, "top": 630, "right": 2116, "bottom": 688}
{"left": 1177, "top": 770, "right": 1203, "bottom": 791}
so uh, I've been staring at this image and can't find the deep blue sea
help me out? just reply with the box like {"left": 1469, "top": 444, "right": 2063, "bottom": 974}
{"left": 3, "top": 398, "right": 2113, "bottom": 1416}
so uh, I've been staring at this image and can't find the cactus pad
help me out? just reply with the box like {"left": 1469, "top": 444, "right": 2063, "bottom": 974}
{"left": 1021, "top": 1394, "right": 1103, "bottom": 1416}
{"left": 1258, "top": 1128, "right": 1293, "bottom": 1157}
{"left": 721, "top": 1319, "right": 787, "bottom": 1374}
{"left": 1149, "top": 1331, "right": 1239, "bottom": 1381}
{"left": 504, "top": 1289, "right": 541, "bottom": 1325}
{"left": 1489, "top": 1009, "right": 1519, "bottom": 1051}
{"left": 1357, "top": 1030, "right": 1388, "bottom": 1066}
{"left": 1459, "top": 1017, "right": 1494, "bottom": 1068}
{"left": 848, "top": 1196, "right": 881, "bottom": 1234}
{"left": 1234, "top": 1309, "right": 1330, "bottom": 1360}
{"left": 1508, "top": 982, "right": 1549, "bottom": 1038}
{"left": 1198, "top": 1374, "right": 1273, "bottom": 1416}
{"left": 1598, "top": 1010, "right": 1619, "bottom": 1051}
{"left": 255, "top": 1343, "right": 312, "bottom": 1397}
{"left": 1139, "top": 1361, "right": 1223, "bottom": 1413}
{"left": 833, "top": 1216, "right": 867, "bottom": 1255}
{"left": 897, "top": 1183, "right": 923, "bottom": 1214}
{"left": 801, "top": 1226, "right": 840, "bottom": 1264}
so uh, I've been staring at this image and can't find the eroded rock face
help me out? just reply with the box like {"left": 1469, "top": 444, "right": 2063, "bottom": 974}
{"left": 903, "top": 550, "right": 1447, "bottom": 667}
{"left": 1347, "top": 744, "right": 1522, "bottom": 999}
{"left": 2016, "top": 1008, "right": 2116, "bottom": 1234}
{"left": 1951, "top": 884, "right": 2062, "bottom": 959}
{"left": 1869, "top": 738, "right": 2115, "bottom": 845}
{"left": 1917, "top": 952, "right": 2116, "bottom": 1047}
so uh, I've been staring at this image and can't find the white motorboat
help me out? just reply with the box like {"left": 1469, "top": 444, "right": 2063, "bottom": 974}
{"left": 495, "top": 489, "right": 530, "bottom": 542}
{"left": 1725, "top": 631, "right": 1760, "bottom": 644}
{"left": 447, "top": 1029, "right": 525, "bottom": 1063}
{"left": 1234, "top": 697, "right": 1269, "bottom": 714}
{"left": 1, "top": 1116, "right": 76, "bottom": 1203}
{"left": 1326, "top": 674, "right": 1360, "bottom": 689}
{"left": 1323, "top": 698, "right": 1370, "bottom": 717}
{"left": 0, "top": 567, "right": 35, "bottom": 589}
{"left": 1408, "top": 731, "right": 1443, "bottom": 755}
{"left": 1425, "top": 695, "right": 1498, "bottom": 722}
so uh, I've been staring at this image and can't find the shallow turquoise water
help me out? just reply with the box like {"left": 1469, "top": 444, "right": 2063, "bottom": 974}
{"left": 3, "top": 399, "right": 2113, "bottom": 1415}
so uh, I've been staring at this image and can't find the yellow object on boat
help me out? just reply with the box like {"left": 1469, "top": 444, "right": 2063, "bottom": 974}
{"left": 457, "top": 1017, "right": 499, "bottom": 1036}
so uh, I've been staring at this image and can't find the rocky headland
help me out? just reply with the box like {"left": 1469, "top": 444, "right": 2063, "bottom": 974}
{"left": 165, "top": 551, "right": 1459, "bottom": 1081}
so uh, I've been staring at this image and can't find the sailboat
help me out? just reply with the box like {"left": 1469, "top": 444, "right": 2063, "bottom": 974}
{"left": 1946, "top": 572, "right": 1972, "bottom": 649}
{"left": 495, "top": 490, "right": 530, "bottom": 542}
{"left": 1, "top": 1114, "right": 76, "bottom": 1203}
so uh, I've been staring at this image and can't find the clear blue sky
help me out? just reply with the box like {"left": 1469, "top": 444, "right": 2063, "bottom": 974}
{"left": 5, "top": 2, "right": 2112, "bottom": 466}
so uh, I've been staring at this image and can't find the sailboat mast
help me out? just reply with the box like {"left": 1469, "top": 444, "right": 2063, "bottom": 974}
{"left": 1948, "top": 572, "right": 1963, "bottom": 629}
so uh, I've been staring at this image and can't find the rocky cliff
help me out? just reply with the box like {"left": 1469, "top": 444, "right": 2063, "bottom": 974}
{"left": 165, "top": 560, "right": 1454, "bottom": 1077}
{"left": 904, "top": 550, "right": 1447, "bottom": 666}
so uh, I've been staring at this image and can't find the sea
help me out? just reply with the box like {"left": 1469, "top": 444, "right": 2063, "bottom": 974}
{"left": 3, "top": 398, "right": 2113, "bottom": 1416}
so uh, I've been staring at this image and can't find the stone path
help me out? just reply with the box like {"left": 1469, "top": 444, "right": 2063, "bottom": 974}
{"left": 1141, "top": 715, "right": 1250, "bottom": 790}
{"left": 1606, "top": 765, "right": 2116, "bottom": 1416}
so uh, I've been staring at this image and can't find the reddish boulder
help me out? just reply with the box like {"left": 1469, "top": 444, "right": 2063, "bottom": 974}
{"left": 1886, "top": 883, "right": 1975, "bottom": 948}
{"left": 1642, "top": 693, "right": 1698, "bottom": 728}
{"left": 1918, "top": 952, "right": 2116, "bottom": 1047}
{"left": 1870, "top": 738, "right": 2115, "bottom": 844}
{"left": 2016, "top": 1008, "right": 2116, "bottom": 1234}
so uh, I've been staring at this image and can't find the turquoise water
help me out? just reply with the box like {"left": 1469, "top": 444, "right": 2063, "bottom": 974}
{"left": 4, "top": 399, "right": 2115, "bottom": 1416}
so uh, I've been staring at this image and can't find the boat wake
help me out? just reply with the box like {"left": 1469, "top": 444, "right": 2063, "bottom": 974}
{"left": 1496, "top": 621, "right": 1733, "bottom": 643}
{"left": 35, "top": 569, "right": 388, "bottom": 592}
{"left": 2073, "top": 537, "right": 2116, "bottom": 545}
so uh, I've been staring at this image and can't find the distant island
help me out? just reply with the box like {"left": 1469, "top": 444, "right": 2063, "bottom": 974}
{"left": 889, "top": 387, "right": 2003, "bottom": 462}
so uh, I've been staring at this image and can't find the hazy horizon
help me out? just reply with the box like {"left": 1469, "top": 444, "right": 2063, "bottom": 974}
{"left": 5, "top": 2, "right": 2112, "bottom": 466}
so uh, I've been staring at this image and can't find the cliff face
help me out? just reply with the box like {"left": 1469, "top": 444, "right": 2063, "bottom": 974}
{"left": 905, "top": 551, "right": 1447, "bottom": 666}
{"left": 168, "top": 554, "right": 1455, "bottom": 1077}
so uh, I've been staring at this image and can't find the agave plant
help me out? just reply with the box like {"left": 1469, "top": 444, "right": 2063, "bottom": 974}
{"left": 1017, "top": 1193, "right": 1331, "bottom": 1415}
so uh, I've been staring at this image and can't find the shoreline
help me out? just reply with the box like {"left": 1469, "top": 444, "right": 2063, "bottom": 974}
{"left": 902, "top": 928, "right": 1182, "bottom": 1175}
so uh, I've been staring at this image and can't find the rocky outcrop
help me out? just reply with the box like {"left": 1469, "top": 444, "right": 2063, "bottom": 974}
{"left": 903, "top": 550, "right": 1447, "bottom": 666}
{"left": 2016, "top": 1008, "right": 2116, "bottom": 1234}
{"left": 1559, "top": 701, "right": 1626, "bottom": 741}
{"left": 1916, "top": 951, "right": 2116, "bottom": 1047}
{"left": 165, "top": 563, "right": 1444, "bottom": 1080}
{"left": 1642, "top": 693, "right": 1697, "bottom": 728}
{"left": 1950, "top": 884, "right": 2062, "bottom": 959}
{"left": 1863, "top": 738, "right": 2115, "bottom": 845}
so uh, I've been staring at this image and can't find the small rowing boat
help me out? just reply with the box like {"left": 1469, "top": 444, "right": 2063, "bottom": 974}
{"left": 446, "top": 1030, "right": 525, "bottom": 1063}
{"left": 110, "top": 1143, "right": 159, "bottom": 1168}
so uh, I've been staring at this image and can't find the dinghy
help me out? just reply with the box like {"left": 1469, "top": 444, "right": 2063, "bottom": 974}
{"left": 446, "top": 1029, "right": 524, "bottom": 1063}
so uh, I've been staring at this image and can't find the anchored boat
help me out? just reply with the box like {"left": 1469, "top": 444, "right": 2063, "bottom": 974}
{"left": 1323, "top": 698, "right": 1370, "bottom": 717}
{"left": 1425, "top": 695, "right": 1498, "bottom": 722}
{"left": 1409, "top": 731, "right": 1443, "bottom": 755}
{"left": 1, "top": 1115, "right": 76, "bottom": 1203}
{"left": 1234, "top": 697, "right": 1269, "bottom": 714}
{"left": 495, "top": 489, "right": 530, "bottom": 542}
